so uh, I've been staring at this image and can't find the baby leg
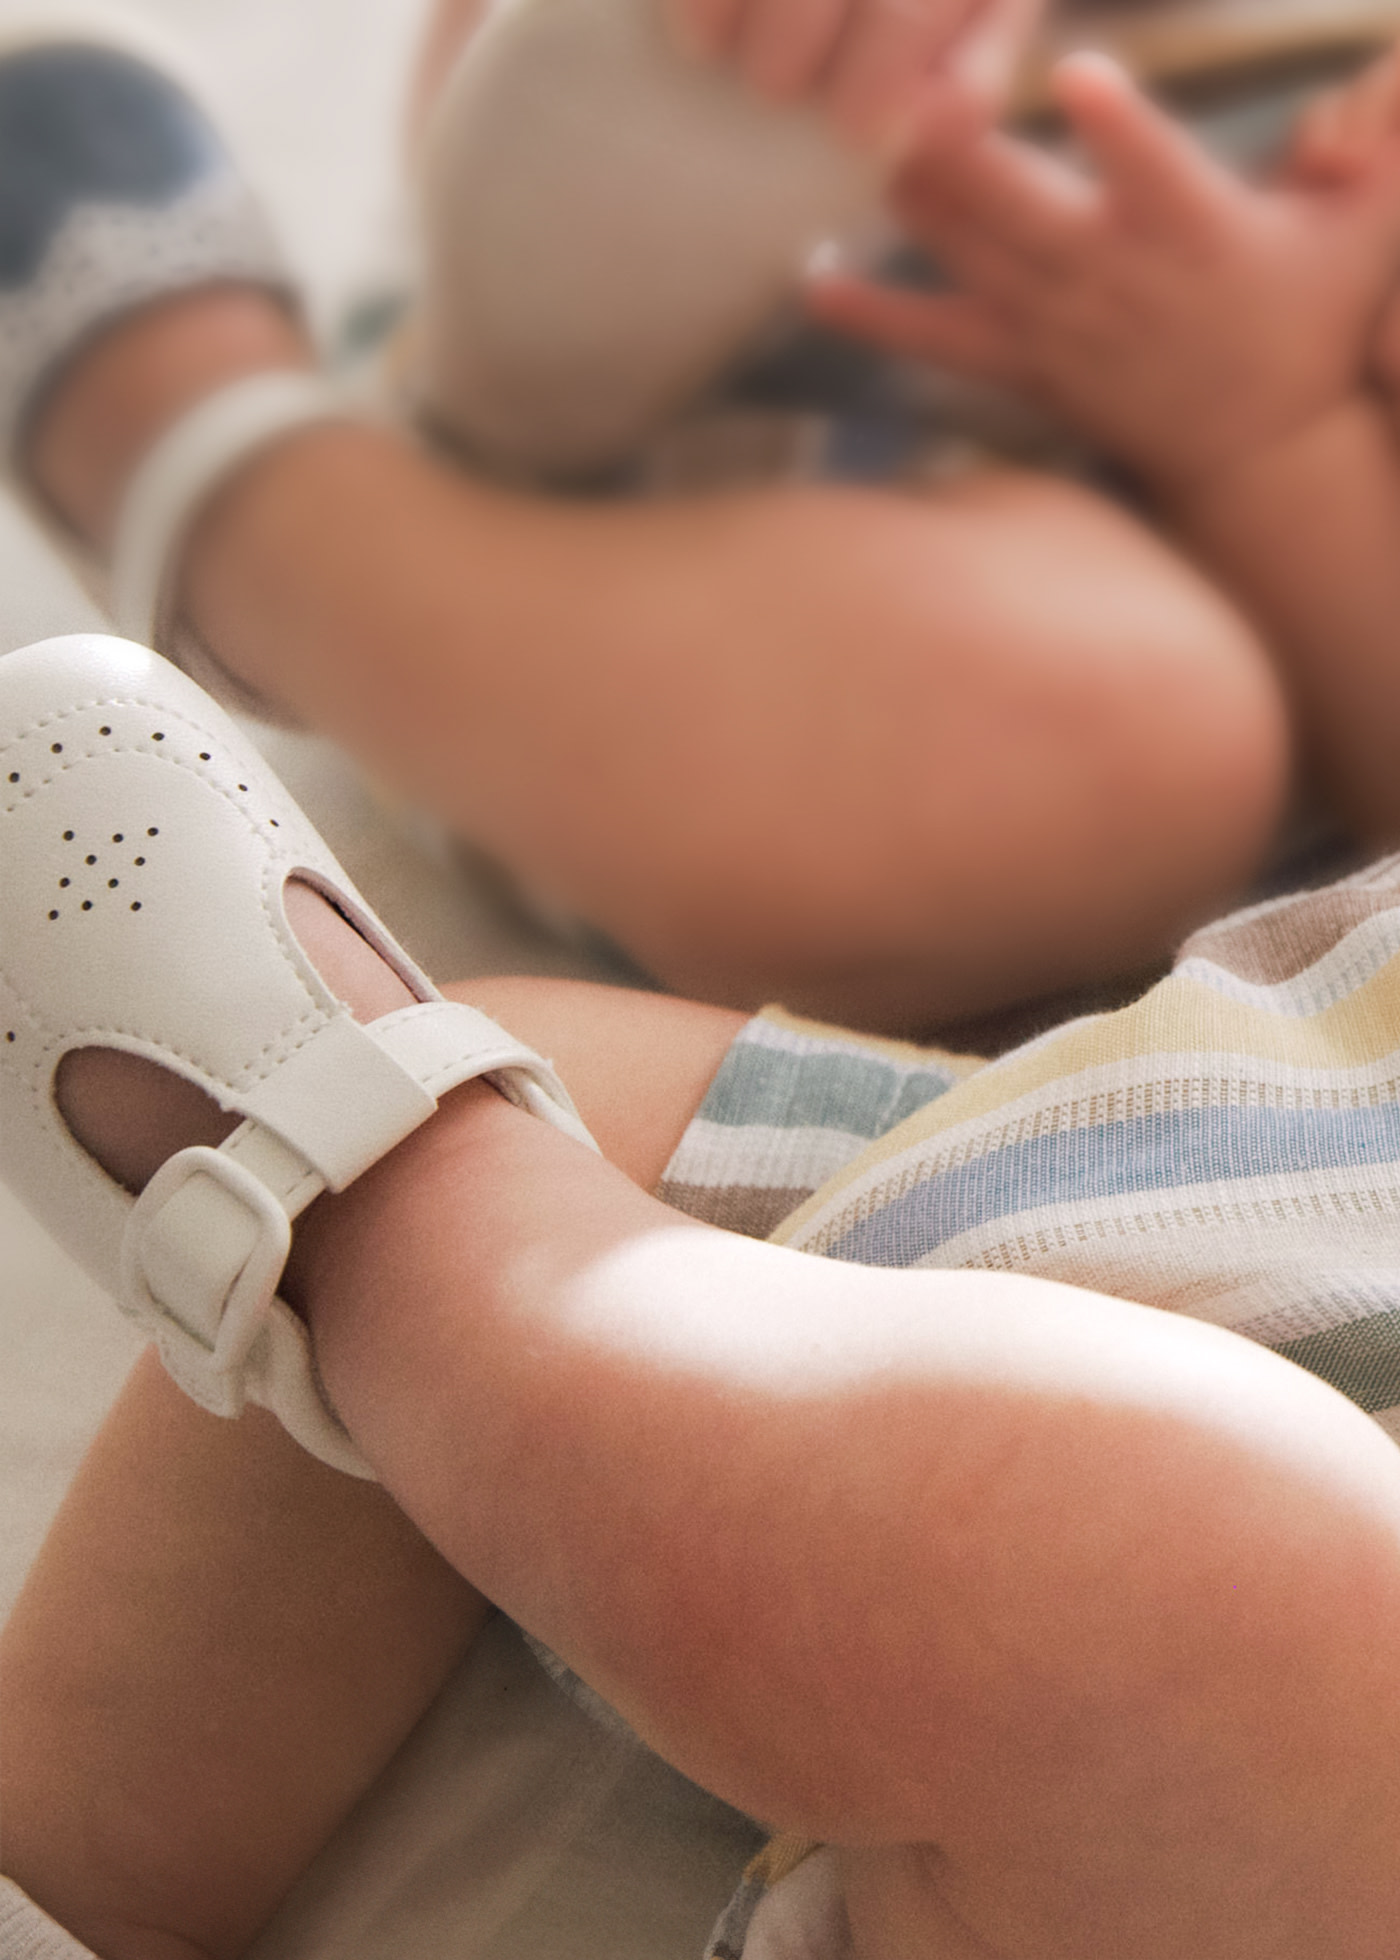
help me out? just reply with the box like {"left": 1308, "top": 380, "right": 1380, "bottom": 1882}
{"left": 12, "top": 966, "right": 1400, "bottom": 1960}
{"left": 7, "top": 638, "right": 1392, "bottom": 1960}
{"left": 2, "top": 1358, "right": 484, "bottom": 1960}
{"left": 286, "top": 1015, "right": 1400, "bottom": 1960}
{"left": 761, "top": 855, "right": 1400, "bottom": 1958}
{"left": 31, "top": 277, "right": 1288, "bottom": 1031}
{"left": 2, "top": 964, "right": 746, "bottom": 1960}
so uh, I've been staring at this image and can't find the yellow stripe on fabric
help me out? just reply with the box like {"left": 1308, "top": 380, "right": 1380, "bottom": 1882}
{"left": 771, "top": 959, "right": 1400, "bottom": 1249}
{"left": 745, "top": 1834, "right": 823, "bottom": 1887}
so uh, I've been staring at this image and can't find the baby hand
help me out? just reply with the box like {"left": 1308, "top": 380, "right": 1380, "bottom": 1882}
{"left": 668, "top": 0, "right": 1041, "bottom": 145}
{"left": 1287, "top": 39, "right": 1400, "bottom": 421}
{"left": 811, "top": 53, "right": 1400, "bottom": 490}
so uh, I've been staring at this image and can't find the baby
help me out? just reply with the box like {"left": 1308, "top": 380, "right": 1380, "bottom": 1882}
{"left": 7, "top": 40, "right": 1400, "bottom": 1960}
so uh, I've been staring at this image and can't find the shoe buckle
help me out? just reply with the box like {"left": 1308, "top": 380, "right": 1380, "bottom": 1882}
{"left": 121, "top": 1144, "right": 293, "bottom": 1407}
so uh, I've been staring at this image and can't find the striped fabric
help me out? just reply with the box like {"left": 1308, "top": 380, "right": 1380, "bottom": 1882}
{"left": 703, "top": 1836, "right": 828, "bottom": 1960}
{"left": 657, "top": 1006, "right": 982, "bottom": 1238}
{"left": 767, "top": 855, "right": 1400, "bottom": 1439}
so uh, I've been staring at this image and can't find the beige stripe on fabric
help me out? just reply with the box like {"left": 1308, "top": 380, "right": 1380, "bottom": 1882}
{"left": 771, "top": 957, "right": 1400, "bottom": 1251}
{"left": 1181, "top": 861, "right": 1400, "bottom": 985}
{"left": 654, "top": 1181, "right": 817, "bottom": 1239}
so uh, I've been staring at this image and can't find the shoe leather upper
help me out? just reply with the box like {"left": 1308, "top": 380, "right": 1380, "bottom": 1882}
{"left": 0, "top": 36, "right": 286, "bottom": 458}
{"left": 1, "top": 635, "right": 592, "bottom": 1476}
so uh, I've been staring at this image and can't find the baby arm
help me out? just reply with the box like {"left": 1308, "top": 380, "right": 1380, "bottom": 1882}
{"left": 815, "top": 53, "right": 1400, "bottom": 841}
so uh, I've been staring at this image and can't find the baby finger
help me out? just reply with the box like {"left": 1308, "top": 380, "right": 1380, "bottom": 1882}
{"left": 807, "top": 276, "right": 1024, "bottom": 378}
{"left": 734, "top": 0, "right": 858, "bottom": 100}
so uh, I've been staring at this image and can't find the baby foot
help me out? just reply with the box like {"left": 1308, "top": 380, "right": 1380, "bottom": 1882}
{"left": 28, "top": 284, "right": 312, "bottom": 555}
{"left": 1, "top": 632, "right": 594, "bottom": 1473}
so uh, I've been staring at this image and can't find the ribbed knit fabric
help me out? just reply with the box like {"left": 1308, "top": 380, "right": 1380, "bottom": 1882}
{"left": 772, "top": 854, "right": 1400, "bottom": 1439}
{"left": 0, "top": 1879, "right": 101, "bottom": 1960}
{"left": 658, "top": 1007, "right": 981, "bottom": 1239}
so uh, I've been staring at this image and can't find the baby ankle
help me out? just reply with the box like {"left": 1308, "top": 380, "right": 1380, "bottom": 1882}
{"left": 28, "top": 287, "right": 312, "bottom": 550}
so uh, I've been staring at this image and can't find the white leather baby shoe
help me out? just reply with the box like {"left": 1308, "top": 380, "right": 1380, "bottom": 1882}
{"left": 0, "top": 18, "right": 289, "bottom": 467}
{"left": 0, "top": 633, "right": 596, "bottom": 1477}
{"left": 0, "top": 18, "right": 352, "bottom": 723}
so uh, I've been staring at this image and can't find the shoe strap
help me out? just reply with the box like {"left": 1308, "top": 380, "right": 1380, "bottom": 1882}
{"left": 370, "top": 998, "right": 598, "bottom": 1151}
{"left": 120, "top": 996, "right": 596, "bottom": 1465}
{"left": 110, "top": 370, "right": 354, "bottom": 722}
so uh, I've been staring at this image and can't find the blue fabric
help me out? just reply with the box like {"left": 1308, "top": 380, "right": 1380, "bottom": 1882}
{"left": 826, "top": 1103, "right": 1400, "bottom": 1266}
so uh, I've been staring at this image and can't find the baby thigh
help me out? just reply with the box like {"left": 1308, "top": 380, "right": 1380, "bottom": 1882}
{"left": 836, "top": 1700, "right": 1400, "bottom": 1960}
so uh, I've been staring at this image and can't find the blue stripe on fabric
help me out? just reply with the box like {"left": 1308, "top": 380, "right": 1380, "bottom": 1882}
{"left": 696, "top": 1041, "right": 958, "bottom": 1140}
{"left": 825, "top": 1102, "right": 1400, "bottom": 1267}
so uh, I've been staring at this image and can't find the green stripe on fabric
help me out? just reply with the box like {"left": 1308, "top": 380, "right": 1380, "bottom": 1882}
{"left": 1276, "top": 1309, "right": 1400, "bottom": 1414}
{"left": 696, "top": 1042, "right": 958, "bottom": 1139}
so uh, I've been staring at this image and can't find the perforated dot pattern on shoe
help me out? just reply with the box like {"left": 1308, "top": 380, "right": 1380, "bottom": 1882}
{"left": 0, "top": 651, "right": 413, "bottom": 1318}
{"left": 48, "top": 813, "right": 158, "bottom": 920}
{"left": 0, "top": 700, "right": 247, "bottom": 927}
{"left": 10, "top": 722, "right": 309, "bottom": 1014}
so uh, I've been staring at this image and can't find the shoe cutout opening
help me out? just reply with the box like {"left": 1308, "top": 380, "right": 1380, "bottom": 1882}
{"left": 55, "top": 882, "right": 418, "bottom": 1196}
{"left": 55, "top": 1046, "right": 238, "bottom": 1197}
{"left": 282, "top": 876, "right": 419, "bottom": 1025}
